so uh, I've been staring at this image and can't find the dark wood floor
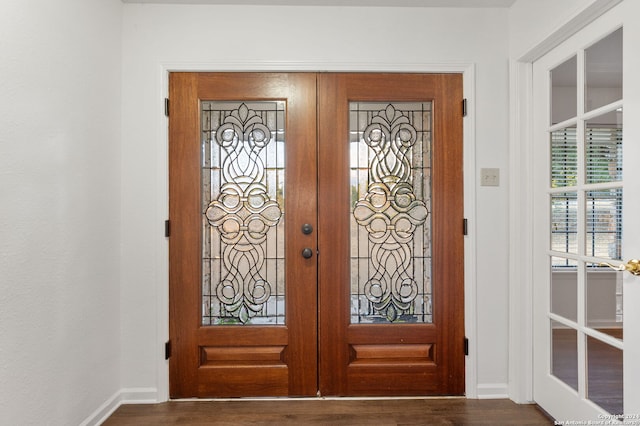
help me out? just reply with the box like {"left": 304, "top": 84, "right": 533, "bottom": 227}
{"left": 104, "top": 398, "right": 554, "bottom": 425}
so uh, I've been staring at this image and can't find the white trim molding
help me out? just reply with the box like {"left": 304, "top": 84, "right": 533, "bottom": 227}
{"left": 477, "top": 383, "right": 509, "bottom": 400}
{"left": 80, "top": 388, "right": 159, "bottom": 426}
{"left": 507, "top": 58, "right": 534, "bottom": 404}
{"left": 156, "top": 61, "right": 479, "bottom": 400}
{"left": 518, "top": 0, "right": 623, "bottom": 62}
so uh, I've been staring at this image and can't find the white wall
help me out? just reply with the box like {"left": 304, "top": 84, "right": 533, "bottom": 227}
{"left": 0, "top": 0, "right": 123, "bottom": 424}
{"left": 121, "top": 3, "right": 511, "bottom": 398}
{"left": 508, "top": 0, "right": 604, "bottom": 59}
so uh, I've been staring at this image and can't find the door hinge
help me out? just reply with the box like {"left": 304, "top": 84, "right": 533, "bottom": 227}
{"left": 463, "top": 218, "right": 468, "bottom": 236}
{"left": 165, "top": 340, "right": 172, "bottom": 360}
{"left": 462, "top": 98, "right": 467, "bottom": 117}
{"left": 165, "top": 219, "right": 170, "bottom": 238}
{"left": 464, "top": 337, "right": 469, "bottom": 356}
{"left": 164, "top": 98, "right": 170, "bottom": 117}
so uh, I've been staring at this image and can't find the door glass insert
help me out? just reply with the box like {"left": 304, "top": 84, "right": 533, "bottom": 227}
{"left": 551, "top": 126, "right": 577, "bottom": 188}
{"left": 551, "top": 257, "right": 578, "bottom": 322}
{"left": 585, "top": 111, "right": 623, "bottom": 184}
{"left": 586, "top": 263, "right": 623, "bottom": 340}
{"left": 586, "top": 189, "right": 622, "bottom": 260}
{"left": 551, "top": 319, "right": 578, "bottom": 392}
{"left": 201, "top": 101, "right": 286, "bottom": 325}
{"left": 551, "top": 192, "right": 578, "bottom": 254}
{"left": 585, "top": 28, "right": 623, "bottom": 113}
{"left": 587, "top": 336, "right": 623, "bottom": 414}
{"left": 350, "top": 102, "right": 432, "bottom": 324}
{"left": 551, "top": 55, "right": 577, "bottom": 125}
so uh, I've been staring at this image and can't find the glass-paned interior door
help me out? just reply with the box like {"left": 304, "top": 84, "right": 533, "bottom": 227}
{"left": 534, "top": 19, "right": 626, "bottom": 420}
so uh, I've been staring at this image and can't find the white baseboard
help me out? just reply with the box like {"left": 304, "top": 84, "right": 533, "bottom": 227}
{"left": 80, "top": 387, "right": 159, "bottom": 426}
{"left": 120, "top": 387, "right": 160, "bottom": 404}
{"left": 476, "top": 383, "right": 509, "bottom": 399}
{"left": 82, "top": 383, "right": 510, "bottom": 424}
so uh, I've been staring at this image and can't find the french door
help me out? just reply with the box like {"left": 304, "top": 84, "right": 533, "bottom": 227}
{"left": 533, "top": 2, "right": 640, "bottom": 420}
{"left": 168, "top": 72, "right": 464, "bottom": 398}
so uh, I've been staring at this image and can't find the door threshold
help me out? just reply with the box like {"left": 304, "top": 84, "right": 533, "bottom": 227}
{"left": 170, "top": 396, "right": 467, "bottom": 402}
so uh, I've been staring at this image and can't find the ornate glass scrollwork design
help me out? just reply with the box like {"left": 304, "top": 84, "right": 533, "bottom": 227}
{"left": 353, "top": 104, "right": 429, "bottom": 322}
{"left": 204, "top": 103, "right": 283, "bottom": 324}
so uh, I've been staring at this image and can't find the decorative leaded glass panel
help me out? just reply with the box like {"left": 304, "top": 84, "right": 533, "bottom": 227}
{"left": 201, "top": 101, "right": 285, "bottom": 325}
{"left": 350, "top": 102, "right": 432, "bottom": 324}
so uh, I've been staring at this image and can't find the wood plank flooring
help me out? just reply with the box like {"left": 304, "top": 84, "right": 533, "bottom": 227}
{"left": 104, "top": 398, "right": 554, "bottom": 425}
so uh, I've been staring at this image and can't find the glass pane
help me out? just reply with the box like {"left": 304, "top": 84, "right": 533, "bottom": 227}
{"left": 551, "top": 127, "right": 577, "bottom": 187}
{"left": 551, "top": 320, "right": 578, "bottom": 392}
{"left": 350, "top": 102, "right": 432, "bottom": 324}
{"left": 551, "top": 192, "right": 578, "bottom": 254}
{"left": 587, "top": 336, "right": 623, "bottom": 415}
{"left": 585, "top": 28, "right": 623, "bottom": 113}
{"left": 586, "top": 189, "right": 622, "bottom": 260}
{"left": 586, "top": 111, "right": 623, "bottom": 184}
{"left": 551, "top": 257, "right": 578, "bottom": 322}
{"left": 551, "top": 56, "right": 577, "bottom": 125}
{"left": 586, "top": 263, "right": 623, "bottom": 341}
{"left": 201, "top": 101, "right": 286, "bottom": 325}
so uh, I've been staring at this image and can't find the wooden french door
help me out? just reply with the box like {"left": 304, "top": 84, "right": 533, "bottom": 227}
{"left": 169, "top": 72, "right": 464, "bottom": 398}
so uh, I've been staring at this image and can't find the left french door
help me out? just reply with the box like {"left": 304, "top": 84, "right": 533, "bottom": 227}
{"left": 168, "top": 73, "right": 318, "bottom": 397}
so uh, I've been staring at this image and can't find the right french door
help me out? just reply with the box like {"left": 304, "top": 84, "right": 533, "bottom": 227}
{"left": 533, "top": 2, "right": 640, "bottom": 421}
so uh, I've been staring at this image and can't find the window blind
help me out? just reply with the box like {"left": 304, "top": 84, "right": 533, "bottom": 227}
{"left": 551, "top": 127, "right": 623, "bottom": 264}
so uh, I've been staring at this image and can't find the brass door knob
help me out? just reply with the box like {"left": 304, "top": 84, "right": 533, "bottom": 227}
{"left": 599, "top": 259, "right": 640, "bottom": 276}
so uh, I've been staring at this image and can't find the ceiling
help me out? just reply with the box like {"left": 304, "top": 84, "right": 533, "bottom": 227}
{"left": 121, "top": 0, "right": 516, "bottom": 7}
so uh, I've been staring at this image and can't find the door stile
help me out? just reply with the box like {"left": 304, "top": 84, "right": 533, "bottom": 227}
{"left": 431, "top": 75, "right": 465, "bottom": 393}
{"left": 278, "top": 73, "right": 319, "bottom": 395}
{"left": 317, "top": 74, "right": 351, "bottom": 395}
{"left": 169, "top": 73, "right": 201, "bottom": 398}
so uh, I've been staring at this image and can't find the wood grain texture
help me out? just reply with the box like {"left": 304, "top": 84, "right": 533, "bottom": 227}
{"left": 169, "top": 73, "right": 318, "bottom": 398}
{"left": 104, "top": 399, "right": 555, "bottom": 425}
{"left": 318, "top": 73, "right": 465, "bottom": 396}
{"left": 169, "top": 72, "right": 200, "bottom": 398}
{"left": 171, "top": 72, "right": 464, "bottom": 398}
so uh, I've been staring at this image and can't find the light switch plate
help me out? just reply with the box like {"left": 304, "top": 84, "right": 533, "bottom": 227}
{"left": 480, "top": 168, "right": 500, "bottom": 187}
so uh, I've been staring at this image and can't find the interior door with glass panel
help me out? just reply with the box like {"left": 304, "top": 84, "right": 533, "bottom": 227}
{"left": 169, "top": 72, "right": 465, "bottom": 398}
{"left": 533, "top": 9, "right": 631, "bottom": 420}
{"left": 318, "top": 73, "right": 464, "bottom": 396}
